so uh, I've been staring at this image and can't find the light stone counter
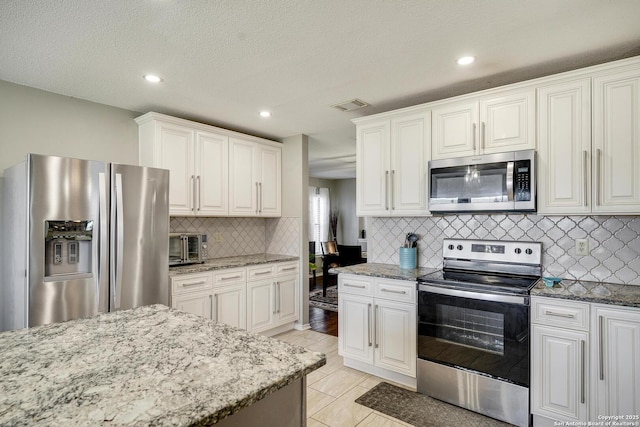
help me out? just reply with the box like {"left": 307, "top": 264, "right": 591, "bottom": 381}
{"left": 531, "top": 279, "right": 640, "bottom": 308}
{"left": 330, "top": 262, "right": 438, "bottom": 281}
{"left": 0, "top": 305, "right": 325, "bottom": 426}
{"left": 169, "top": 253, "right": 299, "bottom": 277}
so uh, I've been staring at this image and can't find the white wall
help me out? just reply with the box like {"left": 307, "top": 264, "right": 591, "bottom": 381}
{"left": 333, "top": 179, "right": 358, "bottom": 245}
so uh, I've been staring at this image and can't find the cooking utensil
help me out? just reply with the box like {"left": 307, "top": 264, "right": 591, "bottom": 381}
{"left": 407, "top": 233, "right": 418, "bottom": 248}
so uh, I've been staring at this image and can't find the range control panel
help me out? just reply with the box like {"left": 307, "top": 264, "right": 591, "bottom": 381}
{"left": 442, "top": 238, "right": 541, "bottom": 265}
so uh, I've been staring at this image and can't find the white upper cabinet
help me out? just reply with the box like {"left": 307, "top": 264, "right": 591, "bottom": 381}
{"left": 228, "top": 137, "right": 281, "bottom": 217}
{"left": 538, "top": 62, "right": 640, "bottom": 215}
{"left": 136, "top": 112, "right": 281, "bottom": 217}
{"left": 537, "top": 78, "right": 592, "bottom": 214}
{"left": 355, "top": 110, "right": 430, "bottom": 216}
{"left": 431, "top": 89, "right": 535, "bottom": 160}
{"left": 592, "top": 67, "right": 640, "bottom": 213}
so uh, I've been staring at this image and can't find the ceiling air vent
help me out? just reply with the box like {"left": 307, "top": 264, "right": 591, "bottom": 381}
{"left": 331, "top": 98, "right": 369, "bottom": 112}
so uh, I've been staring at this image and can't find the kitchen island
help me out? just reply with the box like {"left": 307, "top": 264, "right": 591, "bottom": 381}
{"left": 0, "top": 304, "right": 325, "bottom": 426}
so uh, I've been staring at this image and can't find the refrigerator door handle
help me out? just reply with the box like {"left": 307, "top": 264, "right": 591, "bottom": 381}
{"left": 113, "top": 173, "right": 125, "bottom": 310}
{"left": 98, "top": 172, "right": 109, "bottom": 312}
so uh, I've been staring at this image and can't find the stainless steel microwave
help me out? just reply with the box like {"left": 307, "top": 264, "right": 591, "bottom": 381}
{"left": 428, "top": 150, "right": 536, "bottom": 213}
{"left": 169, "top": 233, "right": 207, "bottom": 266}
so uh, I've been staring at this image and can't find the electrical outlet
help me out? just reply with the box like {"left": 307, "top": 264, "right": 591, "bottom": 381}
{"left": 215, "top": 232, "right": 222, "bottom": 243}
{"left": 575, "top": 238, "right": 589, "bottom": 256}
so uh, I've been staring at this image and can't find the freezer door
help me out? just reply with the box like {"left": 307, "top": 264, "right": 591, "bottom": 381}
{"left": 110, "top": 164, "right": 169, "bottom": 311}
{"left": 28, "top": 154, "right": 110, "bottom": 327}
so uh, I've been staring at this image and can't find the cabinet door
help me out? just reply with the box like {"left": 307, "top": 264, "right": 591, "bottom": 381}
{"left": 390, "top": 111, "right": 430, "bottom": 215}
{"left": 246, "top": 280, "right": 274, "bottom": 332}
{"left": 592, "top": 69, "right": 640, "bottom": 213}
{"left": 374, "top": 299, "right": 416, "bottom": 377}
{"left": 479, "top": 90, "right": 535, "bottom": 154}
{"left": 171, "top": 292, "right": 212, "bottom": 320}
{"left": 257, "top": 145, "right": 281, "bottom": 217}
{"left": 537, "top": 79, "right": 591, "bottom": 214}
{"left": 338, "top": 293, "right": 374, "bottom": 364}
{"left": 356, "top": 120, "right": 390, "bottom": 216}
{"left": 592, "top": 306, "right": 640, "bottom": 418}
{"left": 156, "top": 122, "right": 195, "bottom": 215}
{"left": 195, "top": 131, "right": 228, "bottom": 216}
{"left": 228, "top": 138, "right": 258, "bottom": 216}
{"left": 531, "top": 325, "right": 589, "bottom": 422}
{"left": 212, "top": 284, "right": 245, "bottom": 329}
{"left": 431, "top": 100, "right": 478, "bottom": 160}
{"left": 275, "top": 276, "right": 298, "bottom": 324}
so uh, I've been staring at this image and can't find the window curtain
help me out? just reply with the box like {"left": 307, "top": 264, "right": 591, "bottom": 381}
{"left": 308, "top": 187, "right": 330, "bottom": 254}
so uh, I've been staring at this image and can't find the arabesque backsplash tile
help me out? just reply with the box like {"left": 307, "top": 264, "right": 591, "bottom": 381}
{"left": 170, "top": 216, "right": 300, "bottom": 259}
{"left": 369, "top": 215, "right": 640, "bottom": 286}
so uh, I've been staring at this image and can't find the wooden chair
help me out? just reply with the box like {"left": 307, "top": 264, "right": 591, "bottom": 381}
{"left": 320, "top": 241, "right": 339, "bottom": 296}
{"left": 309, "top": 241, "right": 317, "bottom": 290}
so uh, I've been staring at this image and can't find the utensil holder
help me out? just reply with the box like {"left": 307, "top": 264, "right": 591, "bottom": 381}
{"left": 399, "top": 247, "right": 417, "bottom": 269}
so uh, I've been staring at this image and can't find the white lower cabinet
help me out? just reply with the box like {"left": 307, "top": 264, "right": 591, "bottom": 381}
{"left": 338, "top": 274, "right": 416, "bottom": 387}
{"left": 531, "top": 297, "right": 640, "bottom": 426}
{"left": 170, "top": 261, "right": 298, "bottom": 335}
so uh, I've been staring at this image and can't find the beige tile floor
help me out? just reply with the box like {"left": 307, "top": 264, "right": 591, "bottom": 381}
{"left": 275, "top": 329, "right": 413, "bottom": 427}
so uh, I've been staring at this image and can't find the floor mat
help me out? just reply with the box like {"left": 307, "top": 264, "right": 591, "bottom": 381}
{"left": 309, "top": 285, "right": 338, "bottom": 312}
{"left": 355, "top": 382, "right": 513, "bottom": 427}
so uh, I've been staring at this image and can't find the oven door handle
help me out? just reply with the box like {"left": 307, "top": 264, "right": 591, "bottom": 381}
{"left": 418, "top": 284, "right": 529, "bottom": 306}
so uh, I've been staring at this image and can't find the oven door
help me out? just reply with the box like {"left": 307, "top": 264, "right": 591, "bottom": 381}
{"left": 417, "top": 284, "right": 530, "bottom": 387}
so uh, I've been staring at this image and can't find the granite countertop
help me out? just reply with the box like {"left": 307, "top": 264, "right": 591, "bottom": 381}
{"left": 0, "top": 305, "right": 325, "bottom": 426}
{"left": 531, "top": 279, "right": 640, "bottom": 308}
{"left": 330, "top": 262, "right": 438, "bottom": 281}
{"left": 169, "top": 253, "right": 299, "bottom": 276}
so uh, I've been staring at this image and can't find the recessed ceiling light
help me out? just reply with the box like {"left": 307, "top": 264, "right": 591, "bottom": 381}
{"left": 259, "top": 111, "right": 271, "bottom": 118}
{"left": 143, "top": 74, "right": 162, "bottom": 83}
{"left": 457, "top": 56, "right": 475, "bottom": 66}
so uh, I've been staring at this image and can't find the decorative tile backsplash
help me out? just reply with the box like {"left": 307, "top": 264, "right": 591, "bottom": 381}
{"left": 369, "top": 215, "right": 640, "bottom": 286}
{"left": 170, "top": 216, "right": 300, "bottom": 259}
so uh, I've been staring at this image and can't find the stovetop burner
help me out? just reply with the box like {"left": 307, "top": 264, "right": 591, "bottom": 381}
{"left": 417, "top": 238, "right": 543, "bottom": 296}
{"left": 417, "top": 269, "right": 539, "bottom": 295}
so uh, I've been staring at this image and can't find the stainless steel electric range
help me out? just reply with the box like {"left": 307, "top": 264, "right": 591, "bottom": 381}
{"left": 416, "top": 238, "right": 542, "bottom": 427}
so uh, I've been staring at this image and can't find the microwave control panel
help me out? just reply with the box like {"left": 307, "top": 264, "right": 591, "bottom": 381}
{"left": 514, "top": 160, "right": 531, "bottom": 202}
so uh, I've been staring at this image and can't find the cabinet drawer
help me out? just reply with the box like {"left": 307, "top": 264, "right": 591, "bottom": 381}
{"left": 276, "top": 262, "right": 298, "bottom": 276}
{"left": 247, "top": 264, "right": 275, "bottom": 281}
{"left": 213, "top": 268, "right": 246, "bottom": 285}
{"left": 374, "top": 279, "right": 416, "bottom": 303}
{"left": 172, "top": 272, "right": 212, "bottom": 295}
{"left": 339, "top": 275, "right": 373, "bottom": 296}
{"left": 531, "top": 297, "right": 590, "bottom": 330}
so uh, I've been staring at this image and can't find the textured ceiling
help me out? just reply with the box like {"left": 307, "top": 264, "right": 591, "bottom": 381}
{"left": 2, "top": 1, "right": 640, "bottom": 179}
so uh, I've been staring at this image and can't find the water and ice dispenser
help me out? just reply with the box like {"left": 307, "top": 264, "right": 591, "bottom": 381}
{"left": 44, "top": 220, "right": 93, "bottom": 279}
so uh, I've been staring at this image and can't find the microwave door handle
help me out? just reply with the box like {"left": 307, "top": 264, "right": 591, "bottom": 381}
{"left": 506, "top": 161, "right": 515, "bottom": 201}
{"left": 182, "top": 236, "right": 188, "bottom": 263}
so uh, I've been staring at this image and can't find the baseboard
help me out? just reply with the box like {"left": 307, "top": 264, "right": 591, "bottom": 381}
{"left": 294, "top": 322, "right": 311, "bottom": 331}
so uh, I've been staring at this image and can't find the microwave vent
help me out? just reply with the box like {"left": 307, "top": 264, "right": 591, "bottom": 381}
{"left": 331, "top": 98, "right": 369, "bottom": 112}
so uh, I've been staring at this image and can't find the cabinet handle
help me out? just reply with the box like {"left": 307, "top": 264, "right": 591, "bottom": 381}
{"left": 254, "top": 270, "right": 271, "bottom": 276}
{"left": 255, "top": 182, "right": 259, "bottom": 214}
{"left": 259, "top": 182, "right": 263, "bottom": 214}
{"left": 380, "top": 288, "right": 407, "bottom": 295}
{"left": 391, "top": 170, "right": 395, "bottom": 210}
{"left": 481, "top": 122, "right": 486, "bottom": 150}
{"left": 367, "top": 303, "right": 372, "bottom": 347}
{"left": 374, "top": 304, "right": 379, "bottom": 348}
{"left": 544, "top": 310, "right": 575, "bottom": 318}
{"left": 197, "top": 176, "right": 201, "bottom": 211}
{"left": 210, "top": 294, "right": 214, "bottom": 320}
{"left": 583, "top": 150, "right": 588, "bottom": 207}
{"left": 385, "top": 170, "right": 390, "bottom": 210}
{"left": 220, "top": 275, "right": 242, "bottom": 281}
{"left": 581, "top": 339, "right": 586, "bottom": 404}
{"left": 192, "top": 175, "right": 197, "bottom": 213}
{"left": 344, "top": 283, "right": 366, "bottom": 289}
{"left": 182, "top": 280, "right": 206, "bottom": 287}
{"left": 599, "top": 315, "right": 605, "bottom": 381}
{"left": 472, "top": 123, "right": 477, "bottom": 151}
{"left": 276, "top": 282, "right": 280, "bottom": 313}
{"left": 596, "top": 148, "right": 602, "bottom": 207}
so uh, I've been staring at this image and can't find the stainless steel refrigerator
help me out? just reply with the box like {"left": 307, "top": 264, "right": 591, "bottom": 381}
{"left": 1, "top": 154, "right": 169, "bottom": 331}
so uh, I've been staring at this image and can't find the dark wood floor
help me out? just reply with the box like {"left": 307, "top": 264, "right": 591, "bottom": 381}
{"left": 309, "top": 276, "right": 338, "bottom": 337}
